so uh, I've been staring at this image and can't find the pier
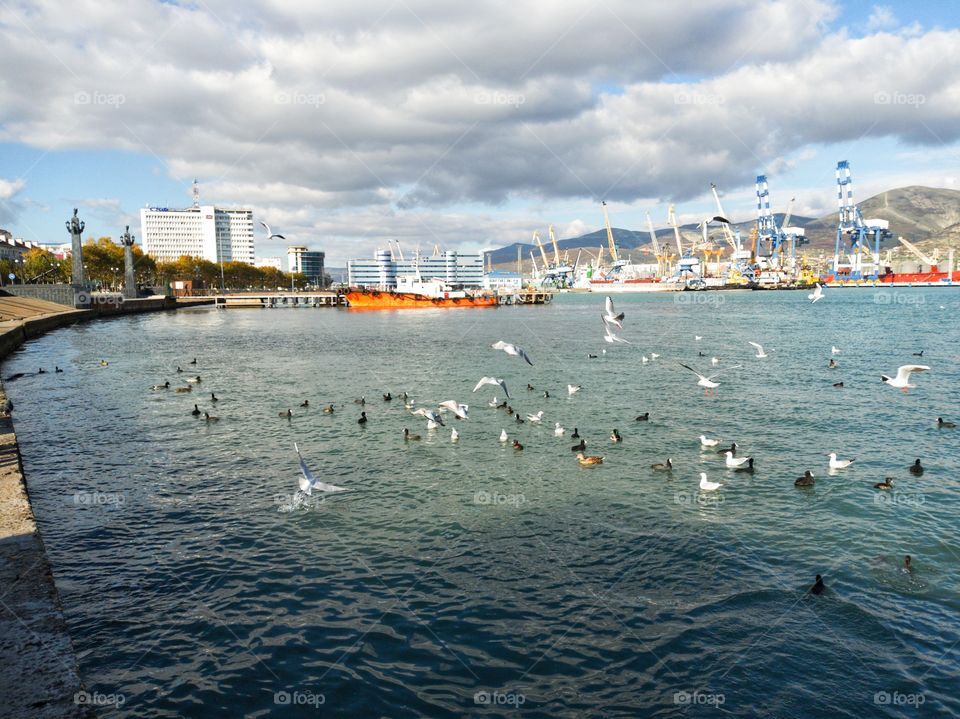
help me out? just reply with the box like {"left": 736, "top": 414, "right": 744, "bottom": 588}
{"left": 500, "top": 290, "right": 554, "bottom": 305}
{"left": 214, "top": 292, "right": 347, "bottom": 308}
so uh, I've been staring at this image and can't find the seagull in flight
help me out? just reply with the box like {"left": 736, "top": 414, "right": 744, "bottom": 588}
{"left": 603, "top": 322, "right": 631, "bottom": 344}
{"left": 678, "top": 363, "right": 742, "bottom": 395}
{"left": 748, "top": 341, "right": 768, "bottom": 359}
{"left": 295, "top": 443, "right": 347, "bottom": 495}
{"left": 260, "top": 221, "right": 285, "bottom": 240}
{"left": 474, "top": 376, "right": 509, "bottom": 398}
{"left": 438, "top": 400, "right": 469, "bottom": 419}
{"left": 831, "top": 346, "right": 841, "bottom": 355}
{"left": 808, "top": 284, "right": 824, "bottom": 303}
{"left": 411, "top": 407, "right": 445, "bottom": 426}
{"left": 491, "top": 341, "right": 533, "bottom": 366}
{"left": 602, "top": 296, "right": 624, "bottom": 327}
{"left": 882, "top": 364, "right": 930, "bottom": 392}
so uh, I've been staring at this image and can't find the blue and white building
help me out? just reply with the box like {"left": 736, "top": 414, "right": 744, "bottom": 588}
{"left": 347, "top": 249, "right": 484, "bottom": 288}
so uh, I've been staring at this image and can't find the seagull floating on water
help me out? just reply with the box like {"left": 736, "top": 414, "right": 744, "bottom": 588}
{"left": 725, "top": 451, "right": 750, "bottom": 468}
{"left": 699, "top": 435, "right": 720, "bottom": 447}
{"left": 568, "top": 384, "right": 582, "bottom": 395}
{"left": 699, "top": 473, "right": 721, "bottom": 491}
{"left": 499, "top": 429, "right": 508, "bottom": 442}
{"left": 882, "top": 364, "right": 930, "bottom": 392}
{"left": 491, "top": 340, "right": 534, "bottom": 366}
{"left": 451, "top": 428, "right": 460, "bottom": 442}
{"left": 554, "top": 422, "right": 565, "bottom": 436}
{"left": 526, "top": 410, "right": 544, "bottom": 423}
{"left": 828, "top": 452, "right": 854, "bottom": 470}
{"left": 831, "top": 346, "right": 841, "bottom": 355}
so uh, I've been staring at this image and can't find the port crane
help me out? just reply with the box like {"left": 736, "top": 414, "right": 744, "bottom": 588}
{"left": 601, "top": 201, "right": 628, "bottom": 275}
{"left": 646, "top": 212, "right": 669, "bottom": 278}
{"left": 832, "top": 160, "right": 891, "bottom": 279}
{"left": 754, "top": 175, "right": 808, "bottom": 274}
{"left": 895, "top": 235, "right": 938, "bottom": 271}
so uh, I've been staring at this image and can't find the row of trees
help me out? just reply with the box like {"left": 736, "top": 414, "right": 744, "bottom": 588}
{"left": 4, "top": 237, "right": 327, "bottom": 291}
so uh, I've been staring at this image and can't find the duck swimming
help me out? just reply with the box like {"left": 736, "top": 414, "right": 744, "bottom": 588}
{"left": 909, "top": 459, "right": 924, "bottom": 476}
{"left": 610, "top": 429, "right": 622, "bottom": 443}
{"left": 576, "top": 453, "right": 603, "bottom": 466}
{"left": 204, "top": 412, "right": 219, "bottom": 422}
{"left": 650, "top": 458, "right": 672, "bottom": 471}
{"left": 833, "top": 382, "right": 844, "bottom": 388}
{"left": 210, "top": 392, "right": 219, "bottom": 402}
{"left": 279, "top": 409, "right": 293, "bottom": 418}
{"left": 512, "top": 440, "right": 524, "bottom": 451}
{"left": 717, "top": 442, "right": 738, "bottom": 455}
{"left": 635, "top": 412, "right": 649, "bottom": 422}
{"left": 186, "top": 375, "right": 201, "bottom": 383}
{"left": 358, "top": 411, "right": 368, "bottom": 425}
{"left": 354, "top": 396, "right": 366, "bottom": 405}
{"left": 937, "top": 417, "right": 956, "bottom": 428}
{"left": 403, "top": 428, "right": 421, "bottom": 441}
{"left": 151, "top": 381, "right": 170, "bottom": 390}
{"left": 383, "top": 393, "right": 392, "bottom": 401}
{"left": 55, "top": 366, "right": 64, "bottom": 373}
{"left": 300, "top": 400, "right": 309, "bottom": 407}
{"left": 323, "top": 404, "right": 335, "bottom": 413}
{"left": 99, "top": 360, "right": 109, "bottom": 367}
{"left": 571, "top": 439, "right": 586, "bottom": 452}
{"left": 571, "top": 428, "right": 580, "bottom": 439}
{"left": 38, "top": 368, "right": 45, "bottom": 374}
{"left": 176, "top": 366, "right": 183, "bottom": 373}
{"left": 189, "top": 358, "right": 197, "bottom": 365}
{"left": 734, "top": 457, "right": 755, "bottom": 474}
{"left": 810, "top": 575, "right": 825, "bottom": 595}
{"left": 873, "top": 477, "right": 893, "bottom": 490}
{"left": 175, "top": 386, "right": 192, "bottom": 393}
{"left": 794, "top": 471, "right": 815, "bottom": 487}
{"left": 191, "top": 404, "right": 201, "bottom": 417}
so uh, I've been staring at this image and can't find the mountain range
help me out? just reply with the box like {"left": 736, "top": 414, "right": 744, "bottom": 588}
{"left": 488, "top": 185, "right": 960, "bottom": 271}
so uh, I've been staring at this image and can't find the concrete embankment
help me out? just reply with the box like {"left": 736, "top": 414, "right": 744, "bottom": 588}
{"left": 0, "top": 382, "right": 93, "bottom": 718}
{"left": 0, "top": 294, "right": 213, "bottom": 717}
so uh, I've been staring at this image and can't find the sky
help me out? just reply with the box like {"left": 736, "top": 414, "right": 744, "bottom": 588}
{"left": 0, "top": 0, "right": 958, "bottom": 266}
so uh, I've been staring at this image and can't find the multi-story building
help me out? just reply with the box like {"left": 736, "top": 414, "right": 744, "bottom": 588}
{"left": 139, "top": 205, "right": 255, "bottom": 264}
{"left": 347, "top": 249, "right": 484, "bottom": 288}
{"left": 287, "top": 246, "right": 325, "bottom": 286}
{"left": 0, "top": 229, "right": 43, "bottom": 263}
{"left": 254, "top": 257, "right": 283, "bottom": 271}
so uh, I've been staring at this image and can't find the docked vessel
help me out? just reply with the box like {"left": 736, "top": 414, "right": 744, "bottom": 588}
{"left": 346, "top": 276, "right": 497, "bottom": 310}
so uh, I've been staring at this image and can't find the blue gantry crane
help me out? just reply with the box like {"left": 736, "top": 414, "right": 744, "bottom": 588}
{"left": 754, "top": 174, "right": 808, "bottom": 273}
{"left": 833, "top": 160, "right": 891, "bottom": 280}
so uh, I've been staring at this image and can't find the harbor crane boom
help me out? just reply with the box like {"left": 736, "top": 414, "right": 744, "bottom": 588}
{"left": 601, "top": 201, "right": 619, "bottom": 263}
{"left": 668, "top": 205, "right": 684, "bottom": 256}
{"left": 710, "top": 183, "right": 738, "bottom": 250}
{"left": 896, "top": 235, "right": 937, "bottom": 268}
{"left": 548, "top": 225, "right": 561, "bottom": 266}
{"left": 533, "top": 230, "right": 550, "bottom": 268}
{"left": 393, "top": 239, "right": 405, "bottom": 261}
{"left": 645, "top": 212, "right": 660, "bottom": 256}
{"left": 782, "top": 196, "right": 795, "bottom": 229}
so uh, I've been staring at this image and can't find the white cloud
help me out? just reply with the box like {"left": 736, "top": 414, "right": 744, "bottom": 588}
{"left": 0, "top": 0, "right": 957, "bottom": 258}
{"left": 867, "top": 5, "right": 898, "bottom": 32}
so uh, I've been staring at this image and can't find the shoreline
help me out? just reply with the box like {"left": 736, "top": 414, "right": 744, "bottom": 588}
{"left": 0, "top": 295, "right": 213, "bottom": 718}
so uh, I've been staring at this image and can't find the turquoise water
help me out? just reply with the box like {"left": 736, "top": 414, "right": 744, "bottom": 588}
{"left": 7, "top": 289, "right": 960, "bottom": 717}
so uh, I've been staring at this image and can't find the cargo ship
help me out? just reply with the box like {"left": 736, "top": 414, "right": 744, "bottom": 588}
{"left": 346, "top": 276, "right": 497, "bottom": 310}
{"left": 822, "top": 268, "right": 957, "bottom": 287}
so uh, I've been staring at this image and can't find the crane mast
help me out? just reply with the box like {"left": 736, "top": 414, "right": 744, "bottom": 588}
{"left": 548, "top": 225, "right": 561, "bottom": 266}
{"left": 601, "top": 201, "right": 619, "bottom": 263}
{"left": 668, "top": 205, "right": 684, "bottom": 256}
{"left": 532, "top": 230, "right": 550, "bottom": 268}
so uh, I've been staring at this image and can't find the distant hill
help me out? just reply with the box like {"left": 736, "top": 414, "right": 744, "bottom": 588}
{"left": 489, "top": 186, "right": 960, "bottom": 272}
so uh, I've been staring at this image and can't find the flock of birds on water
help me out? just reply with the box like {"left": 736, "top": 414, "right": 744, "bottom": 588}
{"left": 13, "top": 289, "right": 947, "bottom": 593}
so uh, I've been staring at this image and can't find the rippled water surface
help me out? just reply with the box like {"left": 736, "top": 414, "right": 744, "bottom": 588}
{"left": 7, "top": 289, "right": 960, "bottom": 717}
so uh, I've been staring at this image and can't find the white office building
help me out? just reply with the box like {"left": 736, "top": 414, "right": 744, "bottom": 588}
{"left": 254, "top": 257, "right": 283, "bottom": 271}
{"left": 140, "top": 205, "right": 255, "bottom": 264}
{"left": 347, "top": 249, "right": 484, "bottom": 288}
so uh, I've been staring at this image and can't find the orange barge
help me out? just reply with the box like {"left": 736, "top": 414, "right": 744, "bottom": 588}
{"left": 346, "top": 278, "right": 498, "bottom": 310}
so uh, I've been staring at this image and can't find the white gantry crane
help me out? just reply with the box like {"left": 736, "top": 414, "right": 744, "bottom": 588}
{"left": 833, "top": 160, "right": 891, "bottom": 279}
